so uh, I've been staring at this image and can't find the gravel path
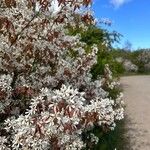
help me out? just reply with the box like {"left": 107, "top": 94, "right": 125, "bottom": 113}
{"left": 121, "top": 76, "right": 150, "bottom": 150}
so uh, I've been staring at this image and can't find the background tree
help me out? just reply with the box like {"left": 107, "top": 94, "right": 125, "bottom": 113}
{"left": 123, "top": 40, "right": 132, "bottom": 51}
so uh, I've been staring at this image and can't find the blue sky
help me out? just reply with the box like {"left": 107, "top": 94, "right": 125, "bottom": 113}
{"left": 92, "top": 0, "right": 150, "bottom": 50}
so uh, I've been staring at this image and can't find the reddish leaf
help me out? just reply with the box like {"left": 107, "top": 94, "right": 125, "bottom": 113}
{"left": 5, "top": 0, "right": 16, "bottom": 8}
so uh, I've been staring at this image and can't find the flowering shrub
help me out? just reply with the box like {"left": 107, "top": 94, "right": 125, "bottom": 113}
{"left": 137, "top": 50, "right": 150, "bottom": 72}
{"left": 0, "top": 0, "right": 124, "bottom": 149}
{"left": 112, "top": 49, "right": 150, "bottom": 74}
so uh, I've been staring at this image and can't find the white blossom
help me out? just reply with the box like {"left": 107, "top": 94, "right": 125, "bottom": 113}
{"left": 0, "top": 0, "right": 124, "bottom": 149}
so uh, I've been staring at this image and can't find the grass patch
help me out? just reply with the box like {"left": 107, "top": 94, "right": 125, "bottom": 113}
{"left": 95, "top": 119, "right": 129, "bottom": 150}
{"left": 82, "top": 117, "right": 129, "bottom": 150}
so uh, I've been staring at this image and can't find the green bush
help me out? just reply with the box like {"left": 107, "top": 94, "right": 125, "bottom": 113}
{"left": 82, "top": 120, "right": 127, "bottom": 150}
{"left": 91, "top": 48, "right": 125, "bottom": 79}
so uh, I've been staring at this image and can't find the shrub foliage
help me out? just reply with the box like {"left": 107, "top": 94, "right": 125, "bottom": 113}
{"left": 0, "top": 0, "right": 124, "bottom": 149}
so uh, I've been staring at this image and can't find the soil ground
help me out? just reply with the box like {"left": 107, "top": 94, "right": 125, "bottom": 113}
{"left": 121, "top": 76, "right": 150, "bottom": 150}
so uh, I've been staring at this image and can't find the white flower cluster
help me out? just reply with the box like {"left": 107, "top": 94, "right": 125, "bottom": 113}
{"left": 114, "top": 92, "right": 124, "bottom": 121}
{"left": 138, "top": 50, "right": 150, "bottom": 64}
{"left": 0, "top": 74, "right": 12, "bottom": 113}
{"left": 108, "top": 81, "right": 120, "bottom": 90}
{"left": 138, "top": 50, "right": 150, "bottom": 71}
{"left": 4, "top": 85, "right": 86, "bottom": 149}
{"left": 103, "top": 65, "right": 124, "bottom": 122}
{"left": 4, "top": 84, "right": 123, "bottom": 149}
{"left": 90, "top": 133, "right": 99, "bottom": 144}
{"left": 0, "top": 136, "right": 10, "bottom": 150}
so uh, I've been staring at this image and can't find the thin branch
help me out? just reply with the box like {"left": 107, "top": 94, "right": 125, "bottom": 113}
{"left": 9, "top": 12, "right": 39, "bottom": 48}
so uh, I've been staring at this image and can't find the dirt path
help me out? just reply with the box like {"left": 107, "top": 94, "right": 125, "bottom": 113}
{"left": 121, "top": 76, "right": 150, "bottom": 150}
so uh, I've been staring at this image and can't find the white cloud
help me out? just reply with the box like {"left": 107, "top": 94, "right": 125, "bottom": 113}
{"left": 110, "top": 0, "right": 131, "bottom": 8}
